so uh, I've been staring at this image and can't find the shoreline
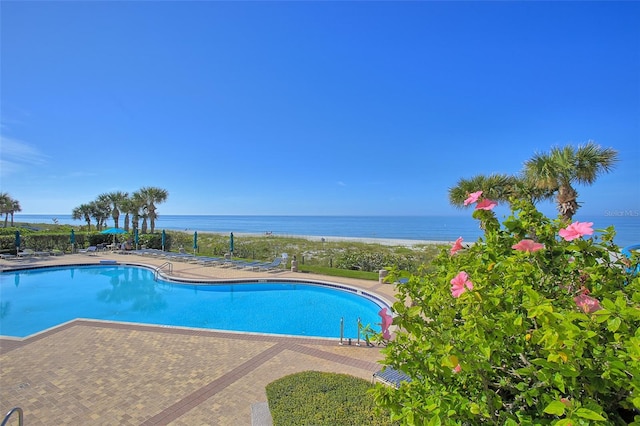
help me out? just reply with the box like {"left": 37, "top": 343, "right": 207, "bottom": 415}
{"left": 174, "top": 229, "right": 453, "bottom": 247}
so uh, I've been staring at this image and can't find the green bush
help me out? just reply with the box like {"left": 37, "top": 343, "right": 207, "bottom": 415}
{"left": 0, "top": 226, "right": 167, "bottom": 252}
{"left": 266, "top": 371, "right": 397, "bottom": 425}
{"left": 136, "top": 232, "right": 171, "bottom": 251}
{"left": 335, "top": 250, "right": 416, "bottom": 272}
{"left": 0, "top": 226, "right": 81, "bottom": 253}
{"left": 375, "top": 199, "right": 640, "bottom": 425}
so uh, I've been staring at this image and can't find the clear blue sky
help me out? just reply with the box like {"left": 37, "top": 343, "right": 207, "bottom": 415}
{"left": 1, "top": 1, "right": 639, "bottom": 217}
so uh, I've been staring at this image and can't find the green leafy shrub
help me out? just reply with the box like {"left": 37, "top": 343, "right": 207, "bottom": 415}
{"left": 335, "top": 250, "right": 421, "bottom": 273}
{"left": 0, "top": 226, "right": 84, "bottom": 253}
{"left": 136, "top": 232, "right": 170, "bottom": 250}
{"left": 375, "top": 199, "right": 640, "bottom": 425}
{"left": 266, "top": 371, "right": 397, "bottom": 425}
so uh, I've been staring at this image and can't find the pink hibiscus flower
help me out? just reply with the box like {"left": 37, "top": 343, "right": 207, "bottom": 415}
{"left": 512, "top": 239, "right": 545, "bottom": 253}
{"left": 559, "top": 221, "right": 594, "bottom": 241}
{"left": 475, "top": 199, "right": 497, "bottom": 211}
{"left": 378, "top": 308, "right": 393, "bottom": 339}
{"left": 574, "top": 293, "right": 602, "bottom": 314}
{"left": 464, "top": 191, "right": 483, "bottom": 206}
{"left": 450, "top": 237, "right": 464, "bottom": 255}
{"left": 450, "top": 271, "right": 474, "bottom": 298}
{"left": 453, "top": 364, "right": 462, "bottom": 373}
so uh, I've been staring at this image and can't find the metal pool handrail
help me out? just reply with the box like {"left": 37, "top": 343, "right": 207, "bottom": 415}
{"left": 1, "top": 407, "right": 23, "bottom": 426}
{"left": 154, "top": 261, "right": 173, "bottom": 280}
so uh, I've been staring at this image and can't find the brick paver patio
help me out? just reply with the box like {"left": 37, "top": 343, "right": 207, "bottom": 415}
{"left": 1, "top": 252, "right": 397, "bottom": 425}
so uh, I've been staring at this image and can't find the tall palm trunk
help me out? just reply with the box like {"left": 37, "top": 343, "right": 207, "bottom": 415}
{"left": 557, "top": 186, "right": 579, "bottom": 221}
{"left": 132, "top": 213, "right": 139, "bottom": 232}
{"left": 113, "top": 208, "right": 120, "bottom": 229}
{"left": 148, "top": 205, "right": 157, "bottom": 234}
{"left": 123, "top": 213, "right": 130, "bottom": 232}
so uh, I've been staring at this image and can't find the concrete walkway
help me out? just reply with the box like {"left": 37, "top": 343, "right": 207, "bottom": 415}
{"left": 0, "top": 252, "right": 397, "bottom": 425}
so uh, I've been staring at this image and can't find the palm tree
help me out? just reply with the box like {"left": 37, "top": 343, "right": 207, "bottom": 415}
{"left": 129, "top": 191, "right": 147, "bottom": 234}
{"left": 8, "top": 198, "right": 21, "bottom": 226}
{"left": 0, "top": 193, "right": 12, "bottom": 227}
{"left": 448, "top": 174, "right": 522, "bottom": 208}
{"left": 524, "top": 141, "right": 618, "bottom": 220}
{"left": 72, "top": 203, "right": 94, "bottom": 230}
{"left": 138, "top": 186, "right": 168, "bottom": 234}
{"left": 90, "top": 199, "right": 111, "bottom": 231}
{"left": 120, "top": 196, "right": 134, "bottom": 232}
{"left": 100, "top": 191, "right": 128, "bottom": 229}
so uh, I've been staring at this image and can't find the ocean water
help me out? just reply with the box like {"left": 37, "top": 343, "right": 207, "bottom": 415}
{"left": 14, "top": 213, "right": 640, "bottom": 247}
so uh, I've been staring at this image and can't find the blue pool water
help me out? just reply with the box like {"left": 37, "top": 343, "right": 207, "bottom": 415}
{"left": 0, "top": 265, "right": 387, "bottom": 339}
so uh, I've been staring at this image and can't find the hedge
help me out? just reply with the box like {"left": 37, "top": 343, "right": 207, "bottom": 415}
{"left": 266, "top": 371, "right": 397, "bottom": 425}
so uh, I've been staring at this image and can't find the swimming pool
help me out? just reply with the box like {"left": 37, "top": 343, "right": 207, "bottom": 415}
{"left": 0, "top": 265, "right": 389, "bottom": 339}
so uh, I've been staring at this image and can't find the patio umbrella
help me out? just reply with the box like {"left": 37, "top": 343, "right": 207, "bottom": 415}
{"left": 101, "top": 227, "right": 127, "bottom": 245}
{"left": 193, "top": 231, "right": 198, "bottom": 255}
{"left": 70, "top": 229, "right": 76, "bottom": 253}
{"left": 14, "top": 230, "right": 21, "bottom": 250}
{"left": 134, "top": 229, "right": 139, "bottom": 250}
{"left": 161, "top": 229, "right": 166, "bottom": 251}
{"left": 230, "top": 232, "right": 234, "bottom": 256}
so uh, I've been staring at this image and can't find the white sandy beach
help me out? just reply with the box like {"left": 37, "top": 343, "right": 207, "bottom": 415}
{"left": 278, "top": 233, "right": 453, "bottom": 247}
{"left": 178, "top": 230, "right": 453, "bottom": 248}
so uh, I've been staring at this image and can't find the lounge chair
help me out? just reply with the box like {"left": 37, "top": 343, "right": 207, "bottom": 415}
{"left": 193, "top": 256, "right": 225, "bottom": 266}
{"left": 135, "top": 249, "right": 163, "bottom": 257}
{"left": 253, "top": 257, "right": 283, "bottom": 272}
{"left": 217, "top": 259, "right": 246, "bottom": 268}
{"left": 233, "top": 260, "right": 266, "bottom": 269}
{"left": 79, "top": 246, "right": 97, "bottom": 255}
{"left": 372, "top": 367, "right": 412, "bottom": 389}
{"left": 137, "top": 249, "right": 164, "bottom": 257}
{"left": 162, "top": 252, "right": 196, "bottom": 262}
{"left": 17, "top": 249, "right": 35, "bottom": 258}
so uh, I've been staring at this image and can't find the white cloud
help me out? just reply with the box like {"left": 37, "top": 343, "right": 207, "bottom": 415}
{"left": 337, "top": 181, "right": 346, "bottom": 186}
{"left": 0, "top": 136, "right": 48, "bottom": 178}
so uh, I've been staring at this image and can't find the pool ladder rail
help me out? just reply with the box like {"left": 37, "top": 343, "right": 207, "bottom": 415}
{"left": 339, "top": 317, "right": 364, "bottom": 346}
{"left": 154, "top": 262, "right": 173, "bottom": 281}
{"left": 1, "top": 407, "right": 23, "bottom": 426}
